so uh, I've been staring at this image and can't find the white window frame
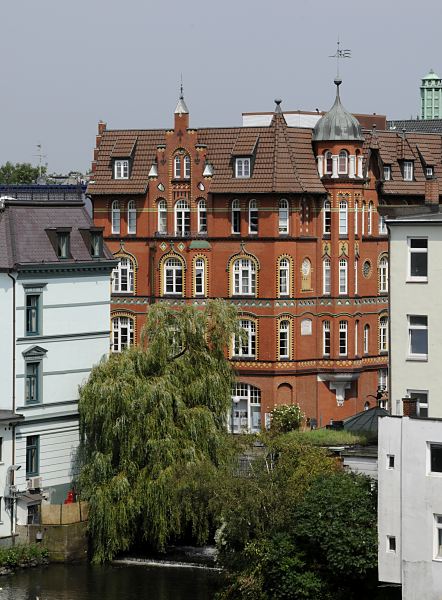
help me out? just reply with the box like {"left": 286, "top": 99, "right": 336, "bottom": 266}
{"left": 364, "top": 324, "right": 369, "bottom": 354}
{"left": 379, "top": 213, "right": 387, "bottom": 235}
{"left": 324, "top": 151, "right": 333, "bottom": 175}
{"left": 164, "top": 258, "right": 184, "bottom": 296}
{"left": 403, "top": 160, "right": 414, "bottom": 181}
{"left": 407, "top": 389, "right": 428, "bottom": 418}
{"left": 323, "top": 200, "right": 331, "bottom": 234}
{"left": 233, "top": 319, "right": 256, "bottom": 358}
{"left": 111, "top": 316, "right": 134, "bottom": 352}
{"left": 279, "top": 199, "right": 289, "bottom": 234}
{"left": 379, "top": 316, "right": 388, "bottom": 353}
{"left": 408, "top": 237, "right": 428, "bottom": 282}
{"left": 233, "top": 258, "right": 256, "bottom": 296}
{"left": 379, "top": 256, "right": 388, "bottom": 293}
{"left": 114, "top": 159, "right": 129, "bottom": 179}
{"left": 194, "top": 258, "right": 205, "bottom": 296}
{"left": 231, "top": 199, "right": 241, "bottom": 234}
{"left": 235, "top": 158, "right": 251, "bottom": 179}
{"left": 361, "top": 202, "right": 365, "bottom": 235}
{"left": 197, "top": 199, "right": 207, "bottom": 234}
{"left": 184, "top": 155, "right": 191, "bottom": 179}
{"left": 323, "top": 320, "right": 330, "bottom": 356}
{"left": 230, "top": 383, "right": 261, "bottom": 434}
{"left": 338, "top": 150, "right": 348, "bottom": 174}
{"left": 339, "top": 199, "right": 348, "bottom": 235}
{"left": 378, "top": 368, "right": 388, "bottom": 392}
{"left": 354, "top": 259, "right": 358, "bottom": 295}
{"left": 278, "top": 320, "right": 290, "bottom": 359}
{"left": 111, "top": 200, "right": 121, "bottom": 234}
{"left": 323, "top": 258, "right": 331, "bottom": 295}
{"left": 407, "top": 315, "right": 428, "bottom": 360}
{"left": 339, "top": 258, "right": 348, "bottom": 295}
{"left": 383, "top": 165, "right": 391, "bottom": 181}
{"left": 435, "top": 515, "right": 442, "bottom": 559}
{"left": 279, "top": 258, "right": 290, "bottom": 297}
{"left": 112, "top": 257, "right": 134, "bottom": 293}
{"left": 355, "top": 320, "right": 359, "bottom": 356}
{"left": 427, "top": 166, "right": 434, "bottom": 178}
{"left": 354, "top": 200, "right": 358, "bottom": 235}
{"left": 175, "top": 199, "right": 190, "bottom": 237}
{"left": 157, "top": 199, "right": 167, "bottom": 234}
{"left": 248, "top": 199, "right": 258, "bottom": 234}
{"left": 368, "top": 202, "right": 373, "bottom": 235}
{"left": 174, "top": 155, "right": 181, "bottom": 179}
{"left": 339, "top": 320, "right": 348, "bottom": 356}
{"left": 127, "top": 200, "right": 136, "bottom": 234}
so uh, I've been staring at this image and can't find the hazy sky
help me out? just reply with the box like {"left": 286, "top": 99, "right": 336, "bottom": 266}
{"left": 1, "top": 0, "right": 441, "bottom": 173}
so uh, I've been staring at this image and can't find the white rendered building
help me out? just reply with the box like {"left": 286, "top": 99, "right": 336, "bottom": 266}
{"left": 0, "top": 192, "right": 115, "bottom": 537}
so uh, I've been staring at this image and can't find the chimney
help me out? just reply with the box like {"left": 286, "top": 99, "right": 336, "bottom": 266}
{"left": 98, "top": 121, "right": 107, "bottom": 135}
{"left": 425, "top": 178, "right": 439, "bottom": 205}
{"left": 403, "top": 397, "right": 417, "bottom": 417}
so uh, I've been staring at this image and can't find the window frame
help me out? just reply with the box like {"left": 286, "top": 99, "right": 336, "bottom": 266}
{"left": 233, "top": 258, "right": 256, "bottom": 296}
{"left": 157, "top": 199, "right": 167, "bottom": 234}
{"left": 279, "top": 199, "right": 289, "bottom": 234}
{"left": 112, "top": 257, "right": 134, "bottom": 294}
{"left": 367, "top": 202, "right": 373, "bottom": 235}
{"left": 324, "top": 151, "right": 333, "bottom": 175}
{"left": 230, "top": 383, "right": 261, "bottom": 434}
{"left": 407, "top": 315, "right": 428, "bottom": 360}
{"left": 174, "top": 155, "right": 181, "bottom": 179}
{"left": 197, "top": 199, "right": 207, "bottom": 234}
{"left": 114, "top": 159, "right": 129, "bottom": 180}
{"left": 403, "top": 160, "right": 414, "bottom": 181}
{"left": 364, "top": 324, "right": 370, "bottom": 354}
{"left": 338, "top": 150, "right": 348, "bottom": 175}
{"left": 248, "top": 199, "right": 258, "bottom": 234}
{"left": 323, "top": 257, "right": 331, "bottom": 295}
{"left": 379, "top": 316, "right": 388, "bottom": 353}
{"left": 25, "top": 293, "right": 41, "bottom": 336}
{"left": 127, "top": 200, "right": 137, "bottom": 234}
{"left": 339, "top": 199, "right": 348, "bottom": 236}
{"left": 183, "top": 155, "right": 191, "bottom": 179}
{"left": 323, "top": 200, "right": 331, "bottom": 234}
{"left": 278, "top": 257, "right": 290, "bottom": 297}
{"left": 26, "top": 435, "right": 39, "bottom": 478}
{"left": 164, "top": 257, "right": 184, "bottom": 296}
{"left": 25, "top": 361, "right": 41, "bottom": 405}
{"left": 354, "top": 199, "right": 358, "bottom": 235}
{"left": 407, "top": 237, "right": 428, "bottom": 282}
{"left": 383, "top": 165, "right": 391, "bottom": 181}
{"left": 339, "top": 320, "right": 348, "bottom": 356}
{"left": 111, "top": 200, "right": 121, "bottom": 234}
{"left": 407, "top": 389, "right": 428, "bottom": 418}
{"left": 435, "top": 514, "right": 442, "bottom": 560}
{"left": 231, "top": 199, "right": 241, "bottom": 234}
{"left": 111, "top": 315, "right": 134, "bottom": 353}
{"left": 233, "top": 319, "right": 257, "bottom": 359}
{"left": 194, "top": 257, "right": 206, "bottom": 296}
{"left": 57, "top": 232, "right": 70, "bottom": 259}
{"left": 323, "top": 320, "right": 331, "bottom": 356}
{"left": 379, "top": 256, "right": 389, "bottom": 293}
{"left": 339, "top": 258, "right": 348, "bottom": 295}
{"left": 235, "top": 158, "right": 251, "bottom": 179}
{"left": 175, "top": 199, "right": 190, "bottom": 237}
{"left": 278, "top": 319, "right": 290, "bottom": 360}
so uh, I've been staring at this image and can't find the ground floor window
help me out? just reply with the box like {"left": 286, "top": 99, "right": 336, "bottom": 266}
{"left": 26, "top": 435, "right": 39, "bottom": 477}
{"left": 27, "top": 503, "right": 40, "bottom": 525}
{"left": 230, "top": 383, "right": 261, "bottom": 434}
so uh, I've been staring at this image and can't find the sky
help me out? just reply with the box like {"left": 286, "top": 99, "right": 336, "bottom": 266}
{"left": 1, "top": 0, "right": 441, "bottom": 174}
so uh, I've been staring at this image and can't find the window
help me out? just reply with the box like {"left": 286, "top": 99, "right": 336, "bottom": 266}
{"left": 324, "top": 151, "right": 333, "bottom": 174}
{"left": 111, "top": 200, "right": 121, "bottom": 234}
{"left": 157, "top": 199, "right": 167, "bottom": 234}
{"left": 339, "top": 320, "right": 348, "bottom": 355}
{"left": 387, "top": 536, "right": 396, "bottom": 553}
{"left": 354, "top": 259, "right": 358, "bottom": 295}
{"left": 174, "top": 155, "right": 181, "bottom": 178}
{"left": 197, "top": 199, "right": 207, "bottom": 234}
{"left": 408, "top": 315, "right": 428, "bottom": 359}
{"left": 431, "top": 445, "right": 442, "bottom": 473}
{"left": 383, "top": 165, "right": 391, "bottom": 181}
{"left": 233, "top": 258, "right": 256, "bottom": 296}
{"left": 403, "top": 161, "right": 414, "bottom": 181}
{"left": 91, "top": 232, "right": 103, "bottom": 257}
{"left": 323, "top": 258, "right": 331, "bottom": 295}
{"left": 435, "top": 515, "right": 442, "bottom": 558}
{"left": 323, "top": 200, "right": 331, "bottom": 234}
{"left": 164, "top": 258, "right": 183, "bottom": 295}
{"left": 25, "top": 362, "right": 40, "bottom": 404}
{"left": 355, "top": 320, "right": 359, "bottom": 355}
{"left": 368, "top": 202, "right": 373, "bottom": 235}
{"left": 194, "top": 258, "right": 205, "bottom": 296}
{"left": 278, "top": 320, "right": 290, "bottom": 359}
{"left": 235, "top": 158, "right": 251, "bottom": 178}
{"left": 231, "top": 383, "right": 261, "bottom": 434}
{"left": 231, "top": 199, "right": 241, "bottom": 234}
{"left": 26, "top": 436, "right": 39, "bottom": 477}
{"left": 387, "top": 454, "right": 395, "bottom": 469}
{"left": 278, "top": 258, "right": 290, "bottom": 297}
{"left": 339, "top": 199, "right": 348, "bottom": 235}
{"left": 427, "top": 166, "right": 434, "bottom": 178}
{"left": 111, "top": 316, "right": 134, "bottom": 352}
{"left": 26, "top": 295, "right": 40, "bottom": 335}
{"left": 57, "top": 232, "right": 70, "bottom": 258}
{"left": 127, "top": 200, "right": 136, "bottom": 234}
{"left": 379, "top": 213, "right": 387, "bottom": 235}
{"left": 175, "top": 199, "right": 190, "bottom": 236}
{"left": 114, "top": 159, "right": 129, "bottom": 179}
{"left": 184, "top": 155, "right": 191, "bottom": 179}
{"left": 279, "top": 199, "right": 289, "bottom": 234}
{"left": 354, "top": 200, "right": 358, "bottom": 235}
{"left": 364, "top": 325, "right": 370, "bottom": 354}
{"left": 339, "top": 258, "right": 347, "bottom": 295}
{"left": 379, "top": 316, "right": 388, "bottom": 353}
{"left": 379, "top": 256, "right": 388, "bottom": 293}
{"left": 338, "top": 150, "right": 348, "bottom": 174}
{"left": 248, "top": 199, "right": 258, "bottom": 234}
{"left": 323, "top": 320, "right": 331, "bottom": 355}
{"left": 233, "top": 319, "right": 256, "bottom": 358}
{"left": 408, "top": 390, "right": 428, "bottom": 418}
{"left": 378, "top": 368, "right": 388, "bottom": 392}
{"left": 408, "top": 238, "right": 428, "bottom": 280}
{"left": 112, "top": 257, "right": 134, "bottom": 293}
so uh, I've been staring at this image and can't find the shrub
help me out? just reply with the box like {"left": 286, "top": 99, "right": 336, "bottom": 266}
{"left": 270, "top": 404, "right": 304, "bottom": 433}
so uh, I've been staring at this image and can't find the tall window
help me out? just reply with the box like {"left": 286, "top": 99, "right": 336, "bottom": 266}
{"left": 368, "top": 202, "right": 373, "bottom": 235}
{"left": 323, "top": 258, "right": 331, "bottom": 295}
{"left": 25, "top": 362, "right": 40, "bottom": 404}
{"left": 197, "top": 199, "right": 207, "bottom": 234}
{"left": 379, "top": 213, "right": 387, "bottom": 234}
{"left": 249, "top": 199, "right": 258, "bottom": 234}
{"left": 278, "top": 258, "right": 290, "bottom": 297}
{"left": 379, "top": 256, "right": 389, "bottom": 293}
{"left": 354, "top": 259, "right": 358, "bottom": 295}
{"left": 184, "top": 155, "right": 191, "bottom": 179}
{"left": 57, "top": 232, "right": 70, "bottom": 258}
{"left": 323, "top": 320, "right": 331, "bottom": 355}
{"left": 26, "top": 295, "right": 40, "bottom": 336}
{"left": 278, "top": 320, "right": 290, "bottom": 359}
{"left": 164, "top": 258, "right": 183, "bottom": 295}
{"left": 383, "top": 165, "right": 391, "bottom": 181}
{"left": 174, "top": 155, "right": 181, "bottom": 178}
{"left": 408, "top": 238, "right": 428, "bottom": 281}
{"left": 339, "top": 199, "right": 348, "bottom": 235}
{"left": 324, "top": 151, "right": 333, "bottom": 174}
{"left": 379, "top": 316, "right": 388, "bottom": 352}
{"left": 231, "top": 383, "right": 261, "bottom": 434}
{"left": 279, "top": 199, "right": 289, "bottom": 234}
{"left": 235, "top": 158, "right": 251, "bottom": 178}
{"left": 194, "top": 258, "right": 205, "bottom": 296}
{"left": 111, "top": 316, "right": 134, "bottom": 352}
{"left": 234, "top": 320, "right": 256, "bottom": 358}
{"left": 364, "top": 324, "right": 369, "bottom": 354}
{"left": 408, "top": 315, "right": 428, "bottom": 359}
{"left": 355, "top": 320, "right": 359, "bottom": 355}
{"left": 403, "top": 161, "right": 414, "bottom": 181}
{"left": 157, "top": 199, "right": 167, "bottom": 234}
{"left": 339, "top": 321, "right": 348, "bottom": 355}
{"left": 112, "top": 257, "right": 134, "bottom": 293}
{"left": 231, "top": 199, "right": 241, "bottom": 234}
{"left": 338, "top": 150, "right": 348, "bottom": 174}
{"left": 114, "top": 159, "right": 129, "bottom": 179}
{"left": 111, "top": 200, "right": 121, "bottom": 234}
{"left": 323, "top": 200, "right": 331, "bottom": 234}
{"left": 361, "top": 202, "right": 365, "bottom": 235}
{"left": 354, "top": 200, "right": 358, "bottom": 235}
{"left": 127, "top": 200, "right": 136, "bottom": 234}
{"left": 339, "top": 258, "right": 348, "bottom": 295}
{"left": 378, "top": 368, "right": 388, "bottom": 392}
{"left": 26, "top": 436, "right": 39, "bottom": 477}
{"left": 233, "top": 258, "right": 256, "bottom": 296}
{"left": 175, "top": 199, "right": 190, "bottom": 236}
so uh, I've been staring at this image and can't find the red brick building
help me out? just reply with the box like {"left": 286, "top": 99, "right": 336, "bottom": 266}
{"left": 88, "top": 79, "right": 441, "bottom": 431}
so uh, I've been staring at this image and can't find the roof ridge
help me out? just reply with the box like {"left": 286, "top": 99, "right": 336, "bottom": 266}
{"left": 270, "top": 110, "right": 304, "bottom": 192}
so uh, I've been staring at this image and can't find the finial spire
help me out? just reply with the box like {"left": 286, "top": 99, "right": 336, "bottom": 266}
{"left": 180, "top": 73, "right": 184, "bottom": 99}
{"left": 174, "top": 76, "right": 189, "bottom": 116}
{"left": 274, "top": 98, "right": 282, "bottom": 114}
{"left": 329, "top": 37, "right": 351, "bottom": 80}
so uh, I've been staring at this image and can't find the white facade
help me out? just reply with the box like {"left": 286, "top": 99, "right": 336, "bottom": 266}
{"left": 378, "top": 416, "right": 442, "bottom": 599}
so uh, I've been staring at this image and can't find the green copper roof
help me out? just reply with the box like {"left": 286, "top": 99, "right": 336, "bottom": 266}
{"left": 189, "top": 240, "right": 211, "bottom": 249}
{"left": 312, "top": 79, "right": 363, "bottom": 142}
{"left": 423, "top": 69, "right": 441, "bottom": 80}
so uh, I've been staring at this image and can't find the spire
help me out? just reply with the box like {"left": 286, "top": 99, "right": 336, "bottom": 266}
{"left": 174, "top": 79, "right": 189, "bottom": 116}
{"left": 312, "top": 78, "right": 363, "bottom": 142}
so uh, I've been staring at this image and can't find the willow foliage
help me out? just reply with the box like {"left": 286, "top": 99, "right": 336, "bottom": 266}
{"left": 78, "top": 300, "right": 238, "bottom": 563}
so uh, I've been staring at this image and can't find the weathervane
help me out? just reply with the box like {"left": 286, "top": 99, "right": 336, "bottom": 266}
{"left": 34, "top": 143, "right": 47, "bottom": 178}
{"left": 329, "top": 38, "right": 351, "bottom": 79}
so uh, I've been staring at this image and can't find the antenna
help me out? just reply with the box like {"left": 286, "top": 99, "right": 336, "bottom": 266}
{"left": 329, "top": 38, "right": 351, "bottom": 79}
{"left": 33, "top": 143, "right": 47, "bottom": 178}
{"left": 180, "top": 73, "right": 183, "bottom": 99}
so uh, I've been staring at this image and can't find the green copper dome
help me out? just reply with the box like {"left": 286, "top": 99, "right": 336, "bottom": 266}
{"left": 313, "top": 79, "right": 363, "bottom": 142}
{"left": 422, "top": 69, "right": 441, "bottom": 80}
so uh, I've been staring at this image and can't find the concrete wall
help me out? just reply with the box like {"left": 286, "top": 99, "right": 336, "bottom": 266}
{"left": 17, "top": 521, "right": 88, "bottom": 562}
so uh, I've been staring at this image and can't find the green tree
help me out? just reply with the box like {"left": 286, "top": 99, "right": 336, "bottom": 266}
{"left": 0, "top": 162, "right": 45, "bottom": 184}
{"left": 78, "top": 300, "right": 239, "bottom": 563}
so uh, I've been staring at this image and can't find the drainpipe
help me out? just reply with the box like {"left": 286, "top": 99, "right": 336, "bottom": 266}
{"left": 149, "top": 243, "right": 157, "bottom": 305}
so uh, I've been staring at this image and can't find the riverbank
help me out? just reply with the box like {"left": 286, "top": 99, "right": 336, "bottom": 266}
{"left": 0, "top": 544, "right": 49, "bottom": 576}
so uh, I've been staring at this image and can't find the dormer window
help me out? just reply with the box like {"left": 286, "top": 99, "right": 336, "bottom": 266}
{"left": 426, "top": 166, "right": 434, "bottom": 178}
{"left": 173, "top": 153, "right": 191, "bottom": 179}
{"left": 114, "top": 159, "right": 129, "bottom": 179}
{"left": 383, "top": 165, "right": 391, "bottom": 181}
{"left": 235, "top": 158, "right": 251, "bottom": 178}
{"left": 338, "top": 150, "right": 348, "bottom": 175}
{"left": 57, "top": 232, "right": 70, "bottom": 259}
{"left": 90, "top": 232, "right": 103, "bottom": 258}
{"left": 403, "top": 161, "right": 414, "bottom": 181}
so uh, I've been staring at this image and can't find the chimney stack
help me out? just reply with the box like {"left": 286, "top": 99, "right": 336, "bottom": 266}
{"left": 425, "top": 178, "right": 439, "bottom": 205}
{"left": 403, "top": 397, "right": 417, "bottom": 417}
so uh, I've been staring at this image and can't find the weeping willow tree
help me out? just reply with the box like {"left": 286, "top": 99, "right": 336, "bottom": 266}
{"left": 78, "top": 300, "right": 239, "bottom": 563}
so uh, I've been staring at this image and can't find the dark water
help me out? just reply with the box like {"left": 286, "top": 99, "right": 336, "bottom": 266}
{"left": 0, "top": 563, "right": 223, "bottom": 600}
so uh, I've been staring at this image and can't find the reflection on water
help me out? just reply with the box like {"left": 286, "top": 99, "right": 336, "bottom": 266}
{"left": 0, "top": 563, "right": 223, "bottom": 600}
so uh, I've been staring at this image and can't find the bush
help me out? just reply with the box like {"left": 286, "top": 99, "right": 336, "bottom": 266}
{"left": 0, "top": 544, "right": 49, "bottom": 569}
{"left": 270, "top": 404, "right": 304, "bottom": 433}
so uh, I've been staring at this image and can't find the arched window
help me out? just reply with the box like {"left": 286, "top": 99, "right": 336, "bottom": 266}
{"left": 354, "top": 199, "right": 359, "bottom": 235}
{"left": 278, "top": 320, "right": 290, "bottom": 359}
{"left": 339, "top": 258, "right": 347, "bottom": 295}
{"left": 379, "top": 316, "right": 388, "bottom": 352}
{"left": 279, "top": 199, "right": 289, "bottom": 234}
{"left": 197, "top": 199, "right": 207, "bottom": 234}
{"left": 184, "top": 155, "right": 191, "bottom": 179}
{"left": 355, "top": 320, "right": 359, "bottom": 355}
{"left": 111, "top": 316, "right": 134, "bottom": 352}
{"left": 231, "top": 199, "right": 241, "bottom": 234}
{"left": 157, "top": 199, "right": 167, "bottom": 234}
{"left": 174, "top": 155, "right": 181, "bottom": 178}
{"left": 111, "top": 200, "right": 120, "bottom": 234}
{"left": 323, "top": 320, "right": 331, "bottom": 355}
{"left": 339, "top": 199, "right": 348, "bottom": 235}
{"left": 325, "top": 151, "right": 333, "bottom": 174}
{"left": 323, "top": 199, "right": 331, "bottom": 234}
{"left": 278, "top": 257, "right": 290, "bottom": 297}
{"left": 364, "top": 401, "right": 370, "bottom": 411}
{"left": 338, "top": 150, "right": 348, "bottom": 174}
{"left": 233, "top": 258, "right": 256, "bottom": 296}
{"left": 175, "top": 199, "right": 190, "bottom": 236}
{"left": 164, "top": 257, "right": 183, "bottom": 295}
{"left": 364, "top": 324, "right": 370, "bottom": 354}
{"left": 112, "top": 257, "right": 134, "bottom": 293}
{"left": 127, "top": 200, "right": 136, "bottom": 234}
{"left": 379, "top": 256, "right": 389, "bottom": 293}
{"left": 361, "top": 201, "right": 366, "bottom": 235}
{"left": 249, "top": 199, "right": 258, "bottom": 234}
{"left": 194, "top": 257, "right": 206, "bottom": 296}
{"left": 233, "top": 319, "right": 256, "bottom": 358}
{"left": 323, "top": 257, "right": 331, "bottom": 294}
{"left": 339, "top": 320, "right": 348, "bottom": 355}
{"left": 368, "top": 201, "right": 373, "bottom": 235}
{"left": 231, "top": 383, "right": 261, "bottom": 434}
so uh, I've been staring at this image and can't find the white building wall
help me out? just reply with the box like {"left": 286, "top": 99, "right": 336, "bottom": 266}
{"left": 0, "top": 275, "right": 14, "bottom": 412}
